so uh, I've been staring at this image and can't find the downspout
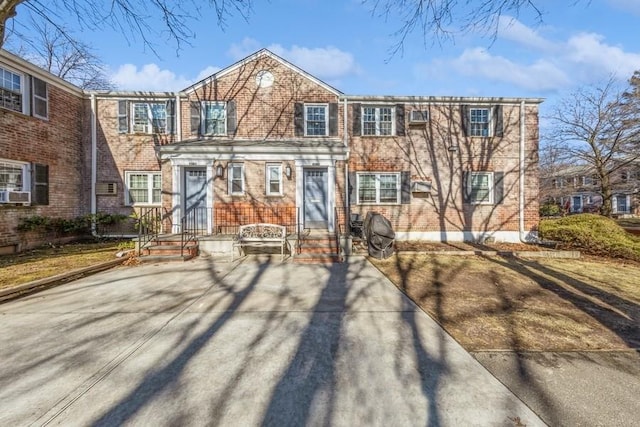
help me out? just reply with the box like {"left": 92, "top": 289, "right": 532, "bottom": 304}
{"left": 90, "top": 93, "right": 97, "bottom": 236}
{"left": 175, "top": 93, "right": 182, "bottom": 141}
{"left": 519, "top": 100, "right": 528, "bottom": 243}
{"left": 343, "top": 97, "right": 350, "bottom": 242}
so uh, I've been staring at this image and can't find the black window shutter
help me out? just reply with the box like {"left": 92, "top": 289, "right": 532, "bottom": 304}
{"left": 349, "top": 172, "right": 357, "bottom": 205}
{"left": 190, "top": 101, "right": 201, "bottom": 136}
{"left": 329, "top": 103, "right": 338, "bottom": 136}
{"left": 294, "top": 102, "right": 304, "bottom": 136}
{"left": 493, "top": 105, "right": 504, "bottom": 137}
{"left": 461, "top": 105, "right": 470, "bottom": 137}
{"left": 462, "top": 171, "right": 471, "bottom": 203}
{"left": 352, "top": 103, "right": 361, "bottom": 135}
{"left": 227, "top": 100, "right": 237, "bottom": 136}
{"left": 494, "top": 171, "right": 504, "bottom": 204}
{"left": 118, "top": 100, "right": 128, "bottom": 133}
{"left": 31, "top": 163, "right": 49, "bottom": 205}
{"left": 401, "top": 171, "right": 411, "bottom": 204}
{"left": 166, "top": 100, "right": 176, "bottom": 134}
{"left": 396, "top": 104, "right": 405, "bottom": 136}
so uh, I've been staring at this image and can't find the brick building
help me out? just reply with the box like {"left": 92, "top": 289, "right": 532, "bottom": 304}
{"left": 1, "top": 48, "right": 542, "bottom": 254}
{"left": 0, "top": 49, "right": 86, "bottom": 252}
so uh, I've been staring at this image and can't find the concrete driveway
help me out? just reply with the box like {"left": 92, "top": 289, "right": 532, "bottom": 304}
{"left": 0, "top": 256, "right": 543, "bottom": 426}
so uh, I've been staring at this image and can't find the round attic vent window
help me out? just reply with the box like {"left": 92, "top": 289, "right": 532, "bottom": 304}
{"left": 256, "top": 70, "right": 274, "bottom": 88}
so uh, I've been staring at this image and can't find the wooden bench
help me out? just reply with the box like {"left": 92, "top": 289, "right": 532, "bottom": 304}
{"left": 232, "top": 223, "right": 289, "bottom": 261}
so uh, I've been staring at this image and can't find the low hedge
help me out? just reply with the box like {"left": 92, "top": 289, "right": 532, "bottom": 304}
{"left": 539, "top": 214, "right": 640, "bottom": 261}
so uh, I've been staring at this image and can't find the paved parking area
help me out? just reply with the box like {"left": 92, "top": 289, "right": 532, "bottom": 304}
{"left": 0, "top": 256, "right": 543, "bottom": 426}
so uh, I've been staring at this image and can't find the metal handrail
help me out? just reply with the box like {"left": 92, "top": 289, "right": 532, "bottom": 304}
{"left": 180, "top": 206, "right": 207, "bottom": 257}
{"left": 334, "top": 206, "right": 340, "bottom": 256}
{"left": 137, "top": 207, "right": 161, "bottom": 256}
{"left": 296, "top": 207, "right": 301, "bottom": 255}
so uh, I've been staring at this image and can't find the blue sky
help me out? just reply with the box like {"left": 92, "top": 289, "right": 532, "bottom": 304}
{"left": 8, "top": 0, "right": 640, "bottom": 119}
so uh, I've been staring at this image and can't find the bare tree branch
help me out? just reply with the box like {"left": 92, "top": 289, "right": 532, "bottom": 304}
{"left": 1, "top": 0, "right": 254, "bottom": 54}
{"left": 545, "top": 76, "right": 640, "bottom": 216}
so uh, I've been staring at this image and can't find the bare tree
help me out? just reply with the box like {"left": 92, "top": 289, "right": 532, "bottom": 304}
{"left": 362, "top": 0, "right": 550, "bottom": 55}
{"left": 546, "top": 77, "right": 640, "bottom": 216}
{"left": 6, "top": 19, "right": 113, "bottom": 89}
{"left": 0, "top": 0, "right": 254, "bottom": 53}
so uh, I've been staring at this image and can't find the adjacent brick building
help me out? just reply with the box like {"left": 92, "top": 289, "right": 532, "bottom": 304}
{"left": 1, "top": 48, "right": 542, "bottom": 254}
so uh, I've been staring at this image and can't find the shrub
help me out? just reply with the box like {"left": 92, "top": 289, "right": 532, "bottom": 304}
{"left": 540, "top": 202, "right": 561, "bottom": 217}
{"left": 539, "top": 214, "right": 640, "bottom": 261}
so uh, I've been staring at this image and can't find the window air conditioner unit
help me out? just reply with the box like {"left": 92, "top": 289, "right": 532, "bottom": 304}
{"left": 96, "top": 182, "right": 118, "bottom": 195}
{"left": 411, "top": 181, "right": 432, "bottom": 193}
{"left": 0, "top": 190, "right": 31, "bottom": 204}
{"left": 410, "top": 110, "right": 429, "bottom": 123}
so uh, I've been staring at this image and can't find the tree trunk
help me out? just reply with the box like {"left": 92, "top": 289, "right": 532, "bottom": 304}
{"left": 0, "top": 0, "right": 23, "bottom": 47}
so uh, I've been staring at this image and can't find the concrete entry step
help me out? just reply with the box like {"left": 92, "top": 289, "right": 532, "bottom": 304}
{"left": 297, "top": 229, "right": 340, "bottom": 261}
{"left": 140, "top": 234, "right": 199, "bottom": 261}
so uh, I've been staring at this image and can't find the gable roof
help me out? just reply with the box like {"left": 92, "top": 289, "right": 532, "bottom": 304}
{"left": 183, "top": 48, "right": 343, "bottom": 96}
{"left": 0, "top": 49, "right": 84, "bottom": 96}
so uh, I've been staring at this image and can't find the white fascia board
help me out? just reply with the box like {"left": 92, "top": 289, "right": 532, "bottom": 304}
{"left": 342, "top": 95, "right": 545, "bottom": 105}
{"left": 184, "top": 49, "right": 342, "bottom": 96}
{"left": 1, "top": 49, "right": 83, "bottom": 96}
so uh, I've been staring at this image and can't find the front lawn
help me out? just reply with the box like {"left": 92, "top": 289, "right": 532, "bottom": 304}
{"left": 0, "top": 241, "right": 127, "bottom": 290}
{"left": 372, "top": 254, "right": 640, "bottom": 351}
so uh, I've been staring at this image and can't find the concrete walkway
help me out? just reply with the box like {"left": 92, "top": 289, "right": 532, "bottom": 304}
{"left": 0, "top": 256, "right": 544, "bottom": 426}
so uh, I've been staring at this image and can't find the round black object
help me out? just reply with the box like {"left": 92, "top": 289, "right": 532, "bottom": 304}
{"left": 364, "top": 212, "right": 395, "bottom": 259}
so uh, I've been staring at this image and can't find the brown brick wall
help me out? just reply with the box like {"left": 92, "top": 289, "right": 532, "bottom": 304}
{"left": 0, "top": 83, "right": 86, "bottom": 248}
{"left": 94, "top": 97, "right": 167, "bottom": 217}
{"left": 182, "top": 56, "right": 343, "bottom": 140}
{"left": 349, "top": 102, "right": 540, "bottom": 237}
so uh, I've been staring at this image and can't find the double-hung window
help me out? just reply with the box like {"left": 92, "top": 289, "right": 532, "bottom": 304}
{"left": 0, "top": 159, "right": 28, "bottom": 192}
{"left": 125, "top": 172, "right": 161, "bottom": 205}
{"left": 305, "top": 104, "right": 328, "bottom": 136}
{"left": 357, "top": 173, "right": 400, "bottom": 204}
{"left": 468, "top": 172, "right": 493, "bottom": 204}
{"left": 228, "top": 163, "right": 244, "bottom": 195}
{"left": 362, "top": 106, "right": 394, "bottom": 136}
{"left": 202, "top": 102, "right": 227, "bottom": 136}
{"left": 132, "top": 102, "right": 167, "bottom": 133}
{"left": 469, "top": 108, "right": 490, "bottom": 137}
{"left": 266, "top": 164, "right": 282, "bottom": 196}
{"left": 0, "top": 66, "right": 23, "bottom": 113}
{"left": 32, "top": 77, "right": 48, "bottom": 119}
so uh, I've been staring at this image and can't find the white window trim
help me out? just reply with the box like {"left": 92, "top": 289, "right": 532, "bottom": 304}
{"left": 265, "top": 163, "right": 283, "bottom": 196}
{"left": 469, "top": 171, "right": 494, "bottom": 205}
{"left": 131, "top": 102, "right": 167, "bottom": 134}
{"left": 356, "top": 172, "right": 401, "bottom": 205}
{"left": 124, "top": 171, "right": 162, "bottom": 206}
{"left": 612, "top": 194, "right": 631, "bottom": 214}
{"left": 201, "top": 101, "right": 227, "bottom": 136}
{"left": 468, "top": 107, "right": 493, "bottom": 137}
{"left": 32, "top": 77, "right": 49, "bottom": 120}
{"left": 0, "top": 158, "right": 30, "bottom": 192}
{"left": 228, "top": 163, "right": 245, "bottom": 195}
{"left": 304, "top": 103, "right": 329, "bottom": 136}
{"left": 0, "top": 65, "right": 27, "bottom": 115}
{"left": 361, "top": 105, "right": 396, "bottom": 136}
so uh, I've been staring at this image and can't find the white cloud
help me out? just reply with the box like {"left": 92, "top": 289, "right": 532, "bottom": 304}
{"left": 451, "top": 48, "right": 569, "bottom": 91}
{"left": 194, "top": 66, "right": 222, "bottom": 82}
{"left": 497, "top": 15, "right": 556, "bottom": 52}
{"left": 417, "top": 17, "right": 640, "bottom": 94}
{"left": 266, "top": 44, "right": 360, "bottom": 80}
{"left": 228, "top": 38, "right": 360, "bottom": 81}
{"left": 228, "top": 38, "right": 262, "bottom": 60}
{"left": 111, "top": 64, "right": 220, "bottom": 91}
{"left": 565, "top": 32, "right": 640, "bottom": 79}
